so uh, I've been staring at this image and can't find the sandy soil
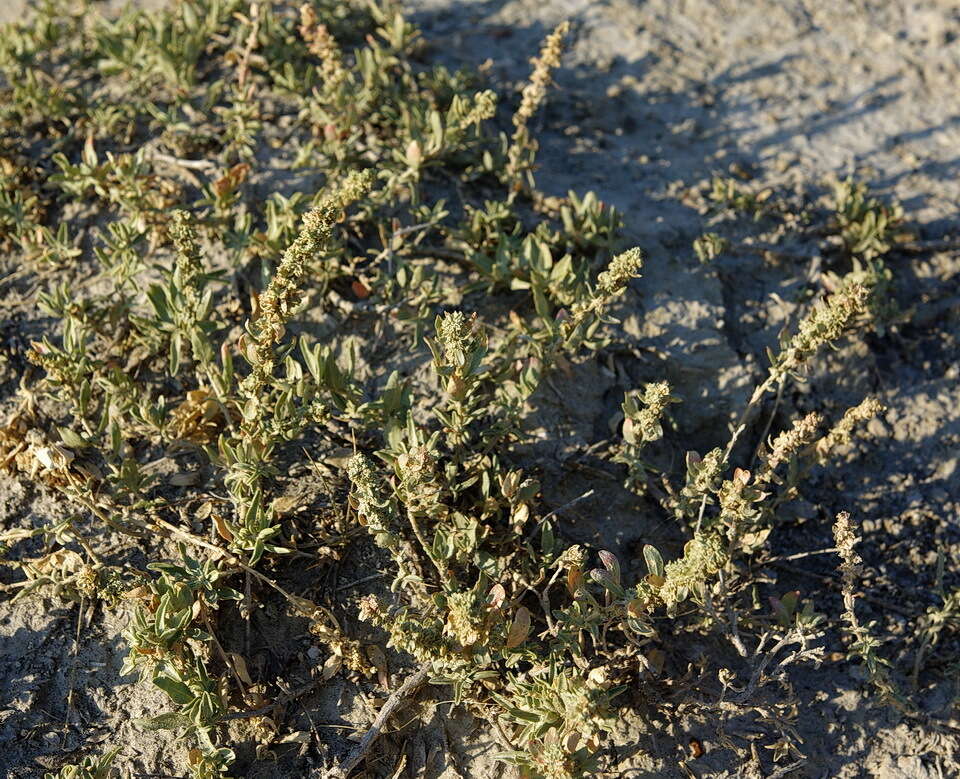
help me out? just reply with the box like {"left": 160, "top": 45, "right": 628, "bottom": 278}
{"left": 2, "top": 0, "right": 959, "bottom": 777}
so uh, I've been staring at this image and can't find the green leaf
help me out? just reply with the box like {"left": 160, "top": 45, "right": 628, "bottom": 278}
{"left": 153, "top": 674, "right": 194, "bottom": 705}
{"left": 134, "top": 711, "right": 191, "bottom": 731}
{"left": 643, "top": 544, "right": 665, "bottom": 578}
{"left": 433, "top": 528, "right": 455, "bottom": 561}
{"left": 169, "top": 332, "right": 181, "bottom": 376}
{"left": 58, "top": 427, "right": 87, "bottom": 449}
{"left": 531, "top": 284, "right": 552, "bottom": 323}
{"left": 540, "top": 520, "right": 555, "bottom": 555}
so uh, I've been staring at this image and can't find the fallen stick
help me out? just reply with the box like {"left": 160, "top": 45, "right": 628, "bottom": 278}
{"left": 326, "top": 663, "right": 432, "bottom": 778}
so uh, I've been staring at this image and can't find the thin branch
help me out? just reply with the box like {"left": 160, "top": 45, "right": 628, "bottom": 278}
{"left": 761, "top": 546, "right": 837, "bottom": 564}
{"left": 327, "top": 663, "right": 432, "bottom": 778}
{"left": 524, "top": 488, "right": 595, "bottom": 543}
{"left": 149, "top": 151, "right": 217, "bottom": 171}
{"left": 751, "top": 379, "right": 785, "bottom": 467}
{"left": 334, "top": 572, "right": 386, "bottom": 592}
{"left": 150, "top": 516, "right": 313, "bottom": 614}
{"left": 767, "top": 759, "right": 807, "bottom": 779}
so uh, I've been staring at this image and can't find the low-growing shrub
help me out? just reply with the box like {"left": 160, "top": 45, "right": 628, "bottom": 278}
{"left": 0, "top": 2, "right": 923, "bottom": 777}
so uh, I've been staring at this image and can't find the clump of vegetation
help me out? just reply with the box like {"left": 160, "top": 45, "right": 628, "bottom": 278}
{"left": 698, "top": 172, "right": 907, "bottom": 331}
{"left": 0, "top": 2, "right": 936, "bottom": 778}
{"left": 43, "top": 748, "right": 119, "bottom": 779}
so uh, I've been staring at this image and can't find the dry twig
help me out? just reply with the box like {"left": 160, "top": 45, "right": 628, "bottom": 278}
{"left": 326, "top": 663, "right": 432, "bottom": 778}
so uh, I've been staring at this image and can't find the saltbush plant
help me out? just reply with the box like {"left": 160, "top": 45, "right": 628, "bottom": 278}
{"left": 0, "top": 2, "right": 920, "bottom": 778}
